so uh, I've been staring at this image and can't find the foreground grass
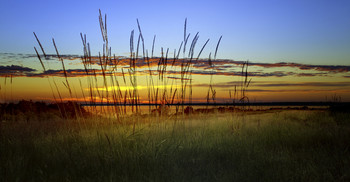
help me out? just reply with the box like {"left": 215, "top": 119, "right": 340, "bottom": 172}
{"left": 1, "top": 110, "right": 350, "bottom": 182}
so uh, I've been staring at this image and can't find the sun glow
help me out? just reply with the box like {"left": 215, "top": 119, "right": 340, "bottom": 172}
{"left": 93, "top": 84, "right": 181, "bottom": 92}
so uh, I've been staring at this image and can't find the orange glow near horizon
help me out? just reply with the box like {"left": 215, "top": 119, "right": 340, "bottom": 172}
{"left": 2, "top": 76, "right": 349, "bottom": 103}
{"left": 1, "top": 55, "right": 350, "bottom": 103}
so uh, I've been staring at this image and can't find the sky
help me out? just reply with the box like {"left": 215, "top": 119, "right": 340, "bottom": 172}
{"left": 0, "top": 0, "right": 350, "bottom": 103}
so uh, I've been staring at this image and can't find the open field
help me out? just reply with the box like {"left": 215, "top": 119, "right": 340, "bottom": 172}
{"left": 1, "top": 109, "right": 350, "bottom": 181}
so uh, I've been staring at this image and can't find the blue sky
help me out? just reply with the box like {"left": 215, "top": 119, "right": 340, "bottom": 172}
{"left": 1, "top": 0, "right": 350, "bottom": 65}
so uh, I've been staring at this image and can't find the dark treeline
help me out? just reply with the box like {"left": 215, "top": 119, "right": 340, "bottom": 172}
{"left": 0, "top": 100, "right": 89, "bottom": 120}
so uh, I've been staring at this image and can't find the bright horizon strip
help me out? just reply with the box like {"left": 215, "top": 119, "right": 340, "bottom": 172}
{"left": 1, "top": 53, "right": 350, "bottom": 103}
{"left": 94, "top": 85, "right": 182, "bottom": 92}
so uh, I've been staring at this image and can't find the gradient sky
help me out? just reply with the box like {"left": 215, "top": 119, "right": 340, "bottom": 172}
{"left": 1, "top": 0, "right": 350, "bottom": 103}
{"left": 1, "top": 0, "right": 350, "bottom": 64}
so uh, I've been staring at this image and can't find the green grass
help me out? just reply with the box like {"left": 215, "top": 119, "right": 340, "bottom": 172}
{"left": 1, "top": 110, "right": 350, "bottom": 182}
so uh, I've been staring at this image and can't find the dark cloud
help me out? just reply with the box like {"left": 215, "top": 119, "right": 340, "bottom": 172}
{"left": 193, "top": 83, "right": 233, "bottom": 88}
{"left": 243, "top": 61, "right": 350, "bottom": 73}
{"left": 296, "top": 73, "right": 329, "bottom": 77}
{"left": 0, "top": 65, "right": 36, "bottom": 77}
{"left": 193, "top": 81, "right": 350, "bottom": 91}
{"left": 27, "top": 69, "right": 121, "bottom": 78}
{"left": 0, "top": 65, "right": 36, "bottom": 72}
{"left": 186, "top": 70, "right": 295, "bottom": 77}
{"left": 0, "top": 53, "right": 82, "bottom": 61}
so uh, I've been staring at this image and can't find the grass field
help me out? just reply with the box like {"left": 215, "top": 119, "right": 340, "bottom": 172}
{"left": 1, "top": 109, "right": 350, "bottom": 182}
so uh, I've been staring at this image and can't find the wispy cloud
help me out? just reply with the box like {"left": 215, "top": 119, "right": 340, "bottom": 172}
{"left": 167, "top": 76, "right": 192, "bottom": 80}
{"left": 232, "top": 61, "right": 350, "bottom": 73}
{"left": 187, "top": 70, "right": 296, "bottom": 77}
{"left": 1, "top": 53, "right": 350, "bottom": 78}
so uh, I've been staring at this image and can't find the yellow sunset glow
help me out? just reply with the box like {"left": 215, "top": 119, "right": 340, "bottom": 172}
{"left": 94, "top": 84, "right": 181, "bottom": 92}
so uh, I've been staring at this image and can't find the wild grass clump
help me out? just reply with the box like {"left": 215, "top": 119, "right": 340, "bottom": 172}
{"left": 32, "top": 9, "right": 256, "bottom": 120}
